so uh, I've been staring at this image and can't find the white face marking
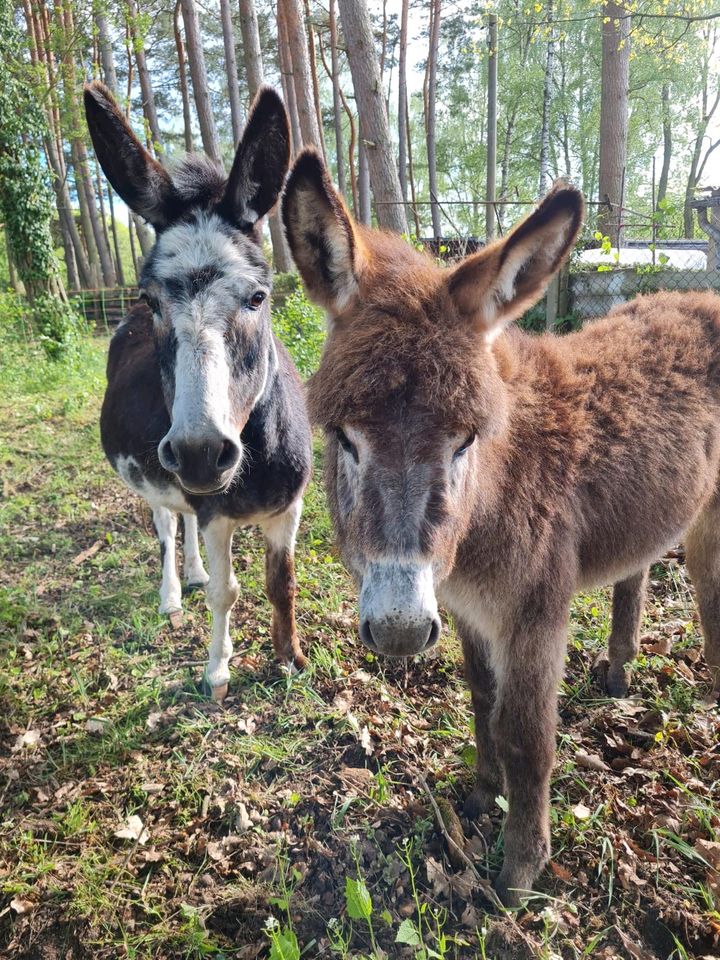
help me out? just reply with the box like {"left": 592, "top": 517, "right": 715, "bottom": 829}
{"left": 359, "top": 560, "right": 440, "bottom": 656}
{"left": 149, "top": 213, "right": 271, "bottom": 474}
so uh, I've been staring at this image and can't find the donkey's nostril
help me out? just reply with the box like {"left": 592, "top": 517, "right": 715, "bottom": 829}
{"left": 360, "top": 619, "right": 377, "bottom": 649}
{"left": 426, "top": 617, "right": 441, "bottom": 649}
{"left": 216, "top": 438, "right": 240, "bottom": 472}
{"left": 159, "top": 438, "right": 181, "bottom": 473}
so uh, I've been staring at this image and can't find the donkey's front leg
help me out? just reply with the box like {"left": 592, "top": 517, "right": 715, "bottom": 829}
{"left": 492, "top": 620, "right": 567, "bottom": 907}
{"left": 460, "top": 627, "right": 504, "bottom": 818}
{"left": 260, "top": 500, "right": 307, "bottom": 671}
{"left": 201, "top": 516, "right": 238, "bottom": 700}
{"left": 153, "top": 507, "right": 182, "bottom": 614}
{"left": 182, "top": 512, "right": 209, "bottom": 589}
{"left": 592, "top": 569, "right": 647, "bottom": 697}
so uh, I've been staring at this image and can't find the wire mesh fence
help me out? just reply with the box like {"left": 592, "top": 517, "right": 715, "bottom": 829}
{"left": 72, "top": 285, "right": 139, "bottom": 333}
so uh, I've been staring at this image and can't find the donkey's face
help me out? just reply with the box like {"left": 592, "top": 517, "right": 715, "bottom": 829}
{"left": 85, "top": 83, "right": 290, "bottom": 494}
{"left": 284, "top": 153, "right": 583, "bottom": 656}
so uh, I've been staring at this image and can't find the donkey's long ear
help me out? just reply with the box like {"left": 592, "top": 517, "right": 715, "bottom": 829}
{"left": 282, "top": 149, "right": 363, "bottom": 312}
{"left": 448, "top": 181, "right": 584, "bottom": 339}
{"left": 219, "top": 87, "right": 290, "bottom": 227}
{"left": 84, "top": 81, "right": 175, "bottom": 228}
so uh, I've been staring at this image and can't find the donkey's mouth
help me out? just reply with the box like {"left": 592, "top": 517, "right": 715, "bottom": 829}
{"left": 178, "top": 478, "right": 232, "bottom": 496}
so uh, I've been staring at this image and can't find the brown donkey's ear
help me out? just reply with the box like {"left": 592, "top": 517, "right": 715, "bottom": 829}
{"left": 218, "top": 86, "right": 290, "bottom": 228}
{"left": 282, "top": 149, "right": 363, "bottom": 312}
{"left": 83, "top": 81, "right": 177, "bottom": 228}
{"left": 447, "top": 181, "right": 584, "bottom": 339}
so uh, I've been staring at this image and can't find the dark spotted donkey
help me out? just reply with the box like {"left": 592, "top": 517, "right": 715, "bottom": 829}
{"left": 84, "top": 82, "right": 312, "bottom": 699}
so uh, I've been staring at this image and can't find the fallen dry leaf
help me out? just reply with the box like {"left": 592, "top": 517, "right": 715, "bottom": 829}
{"left": 574, "top": 749, "right": 610, "bottom": 773}
{"left": 572, "top": 802, "right": 592, "bottom": 820}
{"left": 72, "top": 540, "right": 103, "bottom": 566}
{"left": 10, "top": 897, "right": 36, "bottom": 915}
{"left": 114, "top": 815, "right": 149, "bottom": 845}
{"left": 13, "top": 729, "right": 41, "bottom": 751}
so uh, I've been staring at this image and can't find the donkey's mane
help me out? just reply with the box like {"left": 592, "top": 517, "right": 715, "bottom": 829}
{"left": 168, "top": 154, "right": 227, "bottom": 210}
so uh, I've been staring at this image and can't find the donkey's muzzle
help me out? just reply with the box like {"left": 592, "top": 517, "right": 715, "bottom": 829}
{"left": 158, "top": 432, "right": 241, "bottom": 494}
{"left": 359, "top": 562, "right": 441, "bottom": 657}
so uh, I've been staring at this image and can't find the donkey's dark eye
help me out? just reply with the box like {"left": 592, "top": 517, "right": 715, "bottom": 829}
{"left": 248, "top": 291, "right": 266, "bottom": 310}
{"left": 454, "top": 430, "right": 476, "bottom": 458}
{"left": 336, "top": 428, "right": 359, "bottom": 463}
{"left": 140, "top": 291, "right": 159, "bottom": 314}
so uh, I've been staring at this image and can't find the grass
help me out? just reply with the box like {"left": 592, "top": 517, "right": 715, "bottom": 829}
{"left": 1, "top": 323, "right": 719, "bottom": 959}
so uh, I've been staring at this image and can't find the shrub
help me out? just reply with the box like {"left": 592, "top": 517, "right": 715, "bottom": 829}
{"left": 271, "top": 284, "right": 325, "bottom": 379}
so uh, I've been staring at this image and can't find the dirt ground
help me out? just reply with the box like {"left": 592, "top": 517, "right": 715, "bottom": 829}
{"left": 1, "top": 338, "right": 719, "bottom": 959}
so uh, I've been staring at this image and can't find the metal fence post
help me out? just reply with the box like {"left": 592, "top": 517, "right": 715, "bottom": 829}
{"left": 546, "top": 274, "right": 560, "bottom": 331}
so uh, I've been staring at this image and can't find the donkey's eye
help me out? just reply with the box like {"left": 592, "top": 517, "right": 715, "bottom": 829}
{"left": 248, "top": 291, "right": 266, "bottom": 310}
{"left": 336, "top": 428, "right": 359, "bottom": 463}
{"left": 454, "top": 430, "right": 476, "bottom": 459}
{"left": 140, "top": 291, "right": 159, "bottom": 314}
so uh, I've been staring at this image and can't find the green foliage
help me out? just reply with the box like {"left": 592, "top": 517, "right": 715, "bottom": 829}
{"left": 344, "top": 875, "right": 373, "bottom": 921}
{"left": 265, "top": 918, "right": 301, "bottom": 960}
{"left": 272, "top": 285, "right": 326, "bottom": 379}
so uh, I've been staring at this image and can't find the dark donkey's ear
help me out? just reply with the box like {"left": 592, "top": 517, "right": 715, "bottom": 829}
{"left": 448, "top": 181, "right": 584, "bottom": 339}
{"left": 83, "top": 81, "right": 176, "bottom": 228}
{"left": 282, "top": 149, "right": 363, "bottom": 312}
{"left": 218, "top": 86, "right": 290, "bottom": 228}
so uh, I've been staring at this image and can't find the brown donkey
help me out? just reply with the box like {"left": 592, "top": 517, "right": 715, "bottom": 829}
{"left": 282, "top": 151, "right": 720, "bottom": 906}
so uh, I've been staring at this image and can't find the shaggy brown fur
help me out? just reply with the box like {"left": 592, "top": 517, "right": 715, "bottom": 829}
{"left": 283, "top": 150, "right": 720, "bottom": 907}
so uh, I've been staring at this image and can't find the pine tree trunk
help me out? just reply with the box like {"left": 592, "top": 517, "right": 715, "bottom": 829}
{"left": 107, "top": 185, "right": 126, "bottom": 287}
{"left": 597, "top": 0, "right": 630, "bottom": 245}
{"left": 425, "top": 0, "right": 441, "bottom": 237}
{"left": 174, "top": 1, "right": 195, "bottom": 151}
{"left": 238, "top": 0, "right": 291, "bottom": 271}
{"left": 277, "top": 3, "right": 302, "bottom": 153}
{"left": 303, "top": 0, "right": 326, "bottom": 160}
{"left": 280, "top": 0, "right": 322, "bottom": 149}
{"left": 181, "top": 0, "right": 222, "bottom": 165}
{"left": 127, "top": 0, "right": 163, "bottom": 154}
{"left": 328, "top": 0, "right": 346, "bottom": 196}
{"left": 397, "top": 0, "right": 408, "bottom": 202}
{"left": 337, "top": 0, "right": 407, "bottom": 233}
{"left": 220, "top": 0, "right": 244, "bottom": 145}
{"left": 657, "top": 82, "right": 671, "bottom": 210}
{"left": 538, "top": 0, "right": 555, "bottom": 195}
{"left": 358, "top": 132, "right": 371, "bottom": 225}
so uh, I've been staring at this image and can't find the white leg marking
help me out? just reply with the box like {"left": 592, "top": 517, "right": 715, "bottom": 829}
{"left": 182, "top": 513, "right": 209, "bottom": 586}
{"left": 260, "top": 498, "right": 302, "bottom": 554}
{"left": 154, "top": 507, "right": 182, "bottom": 614}
{"left": 201, "top": 515, "right": 238, "bottom": 690}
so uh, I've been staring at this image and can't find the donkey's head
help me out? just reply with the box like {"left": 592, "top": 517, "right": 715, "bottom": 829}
{"left": 283, "top": 152, "right": 583, "bottom": 656}
{"left": 85, "top": 82, "right": 290, "bottom": 494}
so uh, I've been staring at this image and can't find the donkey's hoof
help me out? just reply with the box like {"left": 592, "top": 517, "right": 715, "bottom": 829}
{"left": 159, "top": 599, "right": 182, "bottom": 615}
{"left": 592, "top": 650, "right": 630, "bottom": 697}
{"left": 464, "top": 785, "right": 498, "bottom": 820}
{"left": 210, "top": 682, "right": 228, "bottom": 702}
{"left": 183, "top": 581, "right": 207, "bottom": 595}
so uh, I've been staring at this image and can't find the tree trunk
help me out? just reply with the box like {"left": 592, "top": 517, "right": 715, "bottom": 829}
{"left": 174, "top": 1, "right": 195, "bottom": 151}
{"left": 656, "top": 82, "right": 671, "bottom": 210}
{"left": 405, "top": 94, "right": 421, "bottom": 236}
{"left": 60, "top": 0, "right": 116, "bottom": 286}
{"left": 220, "top": 0, "right": 244, "bottom": 145}
{"left": 181, "top": 0, "right": 223, "bottom": 165}
{"left": 336, "top": 0, "right": 408, "bottom": 233}
{"left": 597, "top": 0, "right": 630, "bottom": 245}
{"left": 538, "top": 0, "right": 555, "bottom": 195}
{"left": 327, "top": 0, "right": 346, "bottom": 196}
{"left": 106, "top": 184, "right": 126, "bottom": 287}
{"left": 425, "top": 0, "right": 441, "bottom": 237}
{"left": 358, "top": 131, "right": 370, "bottom": 225}
{"left": 280, "top": 0, "right": 322, "bottom": 149}
{"left": 277, "top": 2, "right": 303, "bottom": 154}
{"left": 238, "top": 0, "right": 291, "bottom": 271}
{"left": 127, "top": 0, "right": 163, "bottom": 155}
{"left": 397, "top": 0, "right": 408, "bottom": 202}
{"left": 95, "top": 5, "right": 118, "bottom": 91}
{"left": 303, "top": 0, "right": 327, "bottom": 160}
{"left": 239, "top": 0, "right": 264, "bottom": 97}
{"left": 128, "top": 213, "right": 140, "bottom": 283}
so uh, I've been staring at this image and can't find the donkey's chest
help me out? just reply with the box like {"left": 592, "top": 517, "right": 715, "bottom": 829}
{"left": 437, "top": 574, "right": 504, "bottom": 645}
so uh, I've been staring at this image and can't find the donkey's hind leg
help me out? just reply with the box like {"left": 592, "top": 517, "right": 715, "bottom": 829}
{"left": 592, "top": 570, "right": 647, "bottom": 697}
{"left": 260, "top": 499, "right": 307, "bottom": 671}
{"left": 182, "top": 513, "right": 209, "bottom": 589}
{"left": 153, "top": 506, "right": 182, "bottom": 614}
{"left": 460, "top": 626, "right": 504, "bottom": 819}
{"left": 685, "top": 504, "right": 720, "bottom": 700}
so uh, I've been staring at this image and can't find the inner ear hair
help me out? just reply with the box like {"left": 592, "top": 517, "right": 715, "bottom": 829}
{"left": 282, "top": 150, "right": 362, "bottom": 312}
